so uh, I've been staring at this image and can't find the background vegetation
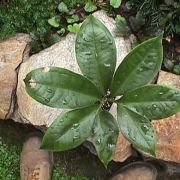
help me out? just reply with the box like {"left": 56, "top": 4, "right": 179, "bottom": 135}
{"left": 0, "top": 121, "right": 90, "bottom": 180}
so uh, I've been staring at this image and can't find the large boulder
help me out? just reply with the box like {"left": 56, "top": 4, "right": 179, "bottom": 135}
{"left": 152, "top": 71, "right": 180, "bottom": 163}
{"left": 0, "top": 34, "right": 31, "bottom": 119}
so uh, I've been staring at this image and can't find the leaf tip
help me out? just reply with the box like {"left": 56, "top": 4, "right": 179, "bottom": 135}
{"left": 23, "top": 77, "right": 27, "bottom": 84}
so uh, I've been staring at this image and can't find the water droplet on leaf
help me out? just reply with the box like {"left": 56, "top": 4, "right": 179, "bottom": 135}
{"left": 63, "top": 99, "right": 67, "bottom": 105}
{"left": 59, "top": 119, "right": 64, "bottom": 123}
{"left": 108, "top": 144, "right": 114, "bottom": 148}
{"left": 47, "top": 88, "right": 52, "bottom": 93}
{"left": 45, "top": 98, "right": 50, "bottom": 103}
{"left": 104, "top": 63, "right": 111, "bottom": 67}
{"left": 73, "top": 123, "right": 79, "bottom": 128}
{"left": 83, "top": 36, "right": 89, "bottom": 42}
{"left": 109, "top": 128, "right": 114, "bottom": 133}
{"left": 152, "top": 104, "right": 157, "bottom": 109}
{"left": 138, "top": 67, "right": 143, "bottom": 72}
{"left": 100, "top": 39, "right": 105, "bottom": 42}
{"left": 85, "top": 51, "right": 91, "bottom": 55}
{"left": 73, "top": 135, "right": 80, "bottom": 141}
{"left": 96, "top": 138, "right": 101, "bottom": 144}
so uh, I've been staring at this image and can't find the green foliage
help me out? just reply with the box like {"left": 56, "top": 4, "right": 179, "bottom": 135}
{"left": 117, "top": 85, "right": 180, "bottom": 120}
{"left": 128, "top": 0, "right": 180, "bottom": 36}
{"left": 110, "top": 0, "right": 122, "bottom": 8}
{"left": 115, "top": 15, "right": 131, "bottom": 37}
{"left": 42, "top": 106, "right": 99, "bottom": 151}
{"left": 90, "top": 111, "right": 119, "bottom": 167}
{"left": 111, "top": 37, "right": 163, "bottom": 96}
{"left": 0, "top": 0, "right": 86, "bottom": 54}
{"left": 0, "top": 0, "right": 122, "bottom": 54}
{"left": 48, "top": 17, "right": 60, "bottom": 28}
{"left": 117, "top": 105, "right": 156, "bottom": 155}
{"left": 53, "top": 164, "right": 89, "bottom": 180}
{"left": 0, "top": 137, "right": 88, "bottom": 179}
{"left": 24, "top": 16, "right": 180, "bottom": 167}
{"left": 68, "top": 23, "right": 81, "bottom": 33}
{"left": 76, "top": 16, "right": 117, "bottom": 94}
{"left": 173, "top": 65, "right": 180, "bottom": 75}
{"left": 0, "top": 0, "right": 57, "bottom": 52}
{"left": 25, "top": 67, "right": 101, "bottom": 109}
{"left": 164, "top": 58, "right": 180, "bottom": 75}
{"left": 84, "top": 1, "right": 97, "bottom": 12}
{"left": 58, "top": 2, "right": 69, "bottom": 13}
{"left": 0, "top": 137, "right": 20, "bottom": 180}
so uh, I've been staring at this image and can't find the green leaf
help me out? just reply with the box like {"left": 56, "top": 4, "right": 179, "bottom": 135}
{"left": 57, "top": 28, "right": 66, "bottom": 35}
{"left": 68, "top": 23, "right": 81, "bottom": 33}
{"left": 115, "top": 15, "right": 131, "bottom": 37}
{"left": 67, "top": 15, "right": 79, "bottom": 24}
{"left": 110, "top": 0, "right": 122, "bottom": 8}
{"left": 111, "top": 36, "right": 163, "bottom": 96}
{"left": 84, "top": 1, "right": 97, "bottom": 12}
{"left": 117, "top": 85, "right": 180, "bottom": 120}
{"left": 47, "top": 33, "right": 61, "bottom": 46}
{"left": 163, "top": 58, "right": 174, "bottom": 71}
{"left": 117, "top": 104, "right": 156, "bottom": 155}
{"left": 48, "top": 17, "right": 60, "bottom": 28}
{"left": 90, "top": 110, "right": 119, "bottom": 167}
{"left": 76, "top": 15, "right": 117, "bottom": 94}
{"left": 24, "top": 67, "right": 102, "bottom": 109}
{"left": 173, "top": 64, "right": 180, "bottom": 75}
{"left": 41, "top": 106, "right": 98, "bottom": 151}
{"left": 58, "top": 2, "right": 68, "bottom": 13}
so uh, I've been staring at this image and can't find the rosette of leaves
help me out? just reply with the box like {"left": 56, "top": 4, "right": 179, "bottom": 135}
{"left": 24, "top": 16, "right": 180, "bottom": 166}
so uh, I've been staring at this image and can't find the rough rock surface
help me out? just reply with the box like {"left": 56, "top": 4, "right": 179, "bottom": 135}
{"left": 14, "top": 11, "right": 131, "bottom": 126}
{"left": 157, "top": 70, "right": 179, "bottom": 89}
{"left": 113, "top": 134, "right": 132, "bottom": 162}
{"left": 152, "top": 70, "right": 180, "bottom": 163}
{"left": 0, "top": 34, "right": 31, "bottom": 119}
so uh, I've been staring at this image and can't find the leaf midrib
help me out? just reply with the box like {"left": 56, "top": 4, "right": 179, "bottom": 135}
{"left": 33, "top": 80, "right": 101, "bottom": 100}
{"left": 90, "top": 19, "right": 104, "bottom": 93}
